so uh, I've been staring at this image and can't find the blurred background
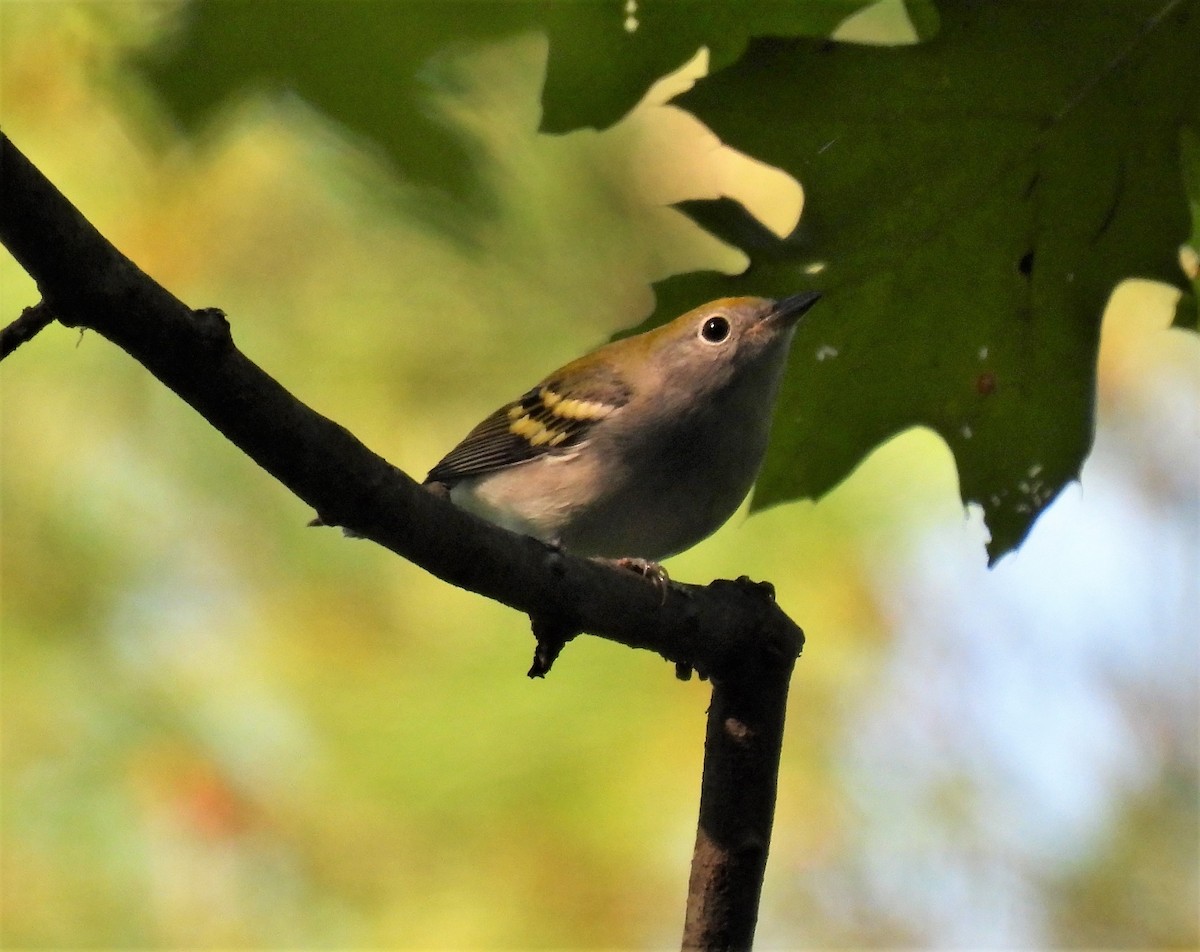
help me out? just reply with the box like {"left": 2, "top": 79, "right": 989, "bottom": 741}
{"left": 1, "top": 3, "right": 1196, "bottom": 948}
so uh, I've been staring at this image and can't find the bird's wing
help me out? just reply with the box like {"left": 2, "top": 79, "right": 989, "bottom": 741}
{"left": 424, "top": 367, "right": 632, "bottom": 485}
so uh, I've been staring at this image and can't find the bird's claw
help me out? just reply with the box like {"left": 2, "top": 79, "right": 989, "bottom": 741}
{"left": 610, "top": 557, "right": 671, "bottom": 602}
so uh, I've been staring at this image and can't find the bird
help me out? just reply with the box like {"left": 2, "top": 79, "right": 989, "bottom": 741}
{"left": 424, "top": 291, "right": 821, "bottom": 562}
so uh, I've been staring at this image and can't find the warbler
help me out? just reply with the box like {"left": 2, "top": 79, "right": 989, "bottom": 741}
{"left": 425, "top": 291, "right": 821, "bottom": 561}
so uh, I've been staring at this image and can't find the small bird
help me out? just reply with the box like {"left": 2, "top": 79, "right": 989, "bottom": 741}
{"left": 425, "top": 292, "right": 821, "bottom": 562}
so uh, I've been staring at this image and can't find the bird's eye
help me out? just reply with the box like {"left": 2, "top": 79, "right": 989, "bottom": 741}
{"left": 700, "top": 315, "right": 731, "bottom": 344}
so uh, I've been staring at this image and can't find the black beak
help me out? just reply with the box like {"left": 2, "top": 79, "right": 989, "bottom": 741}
{"left": 769, "top": 290, "right": 822, "bottom": 327}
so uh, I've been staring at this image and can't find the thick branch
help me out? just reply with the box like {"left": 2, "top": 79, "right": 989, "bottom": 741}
{"left": 683, "top": 581, "right": 796, "bottom": 950}
{"left": 0, "top": 130, "right": 804, "bottom": 683}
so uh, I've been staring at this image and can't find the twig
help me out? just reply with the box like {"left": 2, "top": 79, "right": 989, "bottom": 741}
{"left": 0, "top": 300, "right": 55, "bottom": 360}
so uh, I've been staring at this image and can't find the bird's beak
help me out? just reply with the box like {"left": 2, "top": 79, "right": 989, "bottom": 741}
{"left": 768, "top": 290, "right": 822, "bottom": 328}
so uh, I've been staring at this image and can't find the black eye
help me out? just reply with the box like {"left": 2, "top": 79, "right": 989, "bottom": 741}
{"left": 700, "top": 315, "right": 731, "bottom": 344}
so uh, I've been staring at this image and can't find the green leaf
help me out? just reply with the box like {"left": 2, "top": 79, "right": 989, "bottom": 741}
{"left": 540, "top": 0, "right": 875, "bottom": 132}
{"left": 667, "top": 0, "right": 1200, "bottom": 561}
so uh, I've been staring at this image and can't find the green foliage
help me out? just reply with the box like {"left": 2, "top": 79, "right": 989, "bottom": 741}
{"left": 139, "top": 1, "right": 546, "bottom": 206}
{"left": 666, "top": 0, "right": 1200, "bottom": 559}
{"left": 141, "top": 0, "right": 879, "bottom": 192}
{"left": 539, "top": 0, "right": 879, "bottom": 131}
{"left": 139, "top": 0, "right": 1200, "bottom": 561}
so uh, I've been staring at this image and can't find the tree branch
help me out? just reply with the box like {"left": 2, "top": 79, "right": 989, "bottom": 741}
{"left": 0, "top": 130, "right": 803, "bottom": 949}
{"left": 682, "top": 580, "right": 795, "bottom": 950}
{"left": 0, "top": 300, "right": 55, "bottom": 359}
